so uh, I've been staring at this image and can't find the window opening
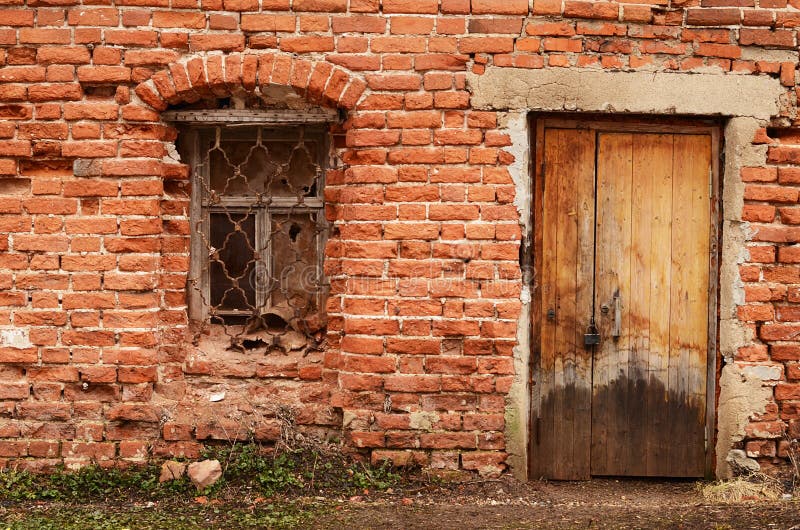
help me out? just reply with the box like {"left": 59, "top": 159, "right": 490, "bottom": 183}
{"left": 180, "top": 123, "right": 329, "bottom": 355}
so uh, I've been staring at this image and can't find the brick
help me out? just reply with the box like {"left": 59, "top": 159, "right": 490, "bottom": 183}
{"left": 77, "top": 66, "right": 131, "bottom": 84}
{"left": 28, "top": 84, "right": 83, "bottom": 102}
{"left": 383, "top": 0, "right": 439, "bottom": 13}
{"left": 68, "top": 8, "right": 120, "bottom": 26}
{"left": 744, "top": 184, "right": 799, "bottom": 203}
{"left": 739, "top": 28, "right": 795, "bottom": 48}
{"left": 241, "top": 14, "right": 296, "bottom": 32}
{"left": 189, "top": 34, "right": 245, "bottom": 52}
{"left": 124, "top": 50, "right": 181, "bottom": 67}
{"left": 37, "top": 47, "right": 91, "bottom": 65}
{"left": 533, "top": 0, "right": 561, "bottom": 14}
{"left": 696, "top": 43, "right": 741, "bottom": 59}
{"left": 105, "top": 30, "right": 158, "bottom": 47}
{"left": 0, "top": 67, "right": 46, "bottom": 83}
{"left": 743, "top": 204, "right": 775, "bottom": 223}
{"left": 776, "top": 384, "right": 800, "bottom": 400}
{"left": 152, "top": 11, "right": 206, "bottom": 28}
{"left": 686, "top": 8, "right": 741, "bottom": 25}
{"left": 526, "top": 22, "right": 576, "bottom": 36}
{"left": 563, "top": 1, "right": 618, "bottom": 20}
{"left": 420, "top": 432, "right": 476, "bottom": 449}
{"left": 0, "top": 10, "right": 34, "bottom": 26}
{"left": 105, "top": 404, "right": 159, "bottom": 422}
{"left": 279, "top": 36, "right": 335, "bottom": 53}
{"left": 294, "top": 0, "right": 346, "bottom": 10}
{"left": 20, "top": 29, "right": 70, "bottom": 44}
{"left": 392, "top": 16, "right": 435, "bottom": 34}
{"left": 458, "top": 37, "right": 515, "bottom": 53}
{"left": 472, "top": 0, "right": 528, "bottom": 14}
{"left": 64, "top": 102, "right": 119, "bottom": 120}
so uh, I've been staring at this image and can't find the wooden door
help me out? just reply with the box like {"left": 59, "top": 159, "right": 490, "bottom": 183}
{"left": 531, "top": 119, "right": 717, "bottom": 480}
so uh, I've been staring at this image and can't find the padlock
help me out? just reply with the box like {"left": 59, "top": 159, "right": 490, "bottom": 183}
{"left": 583, "top": 323, "right": 600, "bottom": 347}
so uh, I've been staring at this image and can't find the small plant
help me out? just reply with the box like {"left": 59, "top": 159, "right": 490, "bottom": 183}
{"left": 202, "top": 442, "right": 303, "bottom": 495}
{"left": 349, "top": 460, "right": 400, "bottom": 492}
{"left": 0, "top": 463, "right": 194, "bottom": 502}
{"left": 0, "top": 469, "right": 40, "bottom": 501}
{"left": 256, "top": 452, "right": 303, "bottom": 495}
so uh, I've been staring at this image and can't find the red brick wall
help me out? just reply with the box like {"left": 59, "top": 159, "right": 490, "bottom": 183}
{"left": 739, "top": 128, "right": 800, "bottom": 468}
{"left": 0, "top": 0, "right": 798, "bottom": 476}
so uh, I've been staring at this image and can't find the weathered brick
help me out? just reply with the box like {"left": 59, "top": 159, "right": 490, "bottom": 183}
{"left": 0, "top": 0, "right": 794, "bottom": 480}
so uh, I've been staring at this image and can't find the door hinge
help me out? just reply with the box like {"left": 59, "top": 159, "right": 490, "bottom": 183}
{"left": 709, "top": 167, "right": 713, "bottom": 196}
{"left": 540, "top": 160, "right": 547, "bottom": 192}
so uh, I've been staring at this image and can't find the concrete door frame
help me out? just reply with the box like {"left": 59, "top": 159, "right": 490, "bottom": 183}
{"left": 465, "top": 67, "right": 786, "bottom": 479}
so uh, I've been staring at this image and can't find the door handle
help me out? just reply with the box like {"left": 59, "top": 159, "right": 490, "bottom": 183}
{"left": 612, "top": 293, "right": 621, "bottom": 338}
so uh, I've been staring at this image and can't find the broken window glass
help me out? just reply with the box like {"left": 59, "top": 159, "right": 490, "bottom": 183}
{"left": 209, "top": 211, "right": 257, "bottom": 312}
{"left": 207, "top": 130, "right": 321, "bottom": 198}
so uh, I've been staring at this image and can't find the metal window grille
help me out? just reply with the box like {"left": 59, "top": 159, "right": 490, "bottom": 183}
{"left": 180, "top": 124, "right": 329, "bottom": 353}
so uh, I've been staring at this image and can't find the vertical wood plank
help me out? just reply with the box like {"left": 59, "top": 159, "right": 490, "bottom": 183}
{"left": 552, "top": 129, "right": 577, "bottom": 480}
{"left": 537, "top": 128, "right": 594, "bottom": 480}
{"left": 529, "top": 119, "right": 546, "bottom": 480}
{"left": 626, "top": 134, "right": 656, "bottom": 476}
{"left": 669, "top": 135, "right": 692, "bottom": 477}
{"left": 706, "top": 127, "right": 722, "bottom": 479}
{"left": 669, "top": 134, "right": 711, "bottom": 477}
{"left": 641, "top": 134, "right": 674, "bottom": 477}
{"left": 187, "top": 129, "right": 206, "bottom": 322}
{"left": 572, "top": 129, "right": 595, "bottom": 479}
{"left": 537, "top": 128, "right": 559, "bottom": 479}
{"left": 688, "top": 135, "right": 712, "bottom": 477}
{"left": 592, "top": 132, "right": 633, "bottom": 476}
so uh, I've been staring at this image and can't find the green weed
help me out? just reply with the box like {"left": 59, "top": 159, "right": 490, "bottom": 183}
{"left": 0, "top": 463, "right": 193, "bottom": 502}
{"left": 348, "top": 460, "right": 400, "bottom": 491}
{"left": 0, "top": 501, "right": 314, "bottom": 530}
{"left": 0, "top": 443, "right": 403, "bottom": 505}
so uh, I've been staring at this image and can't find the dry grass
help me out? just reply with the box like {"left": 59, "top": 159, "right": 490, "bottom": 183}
{"left": 786, "top": 434, "right": 800, "bottom": 493}
{"left": 699, "top": 475, "right": 785, "bottom": 503}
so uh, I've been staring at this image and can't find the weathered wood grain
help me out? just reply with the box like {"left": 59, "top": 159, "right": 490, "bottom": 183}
{"left": 538, "top": 128, "right": 594, "bottom": 480}
{"left": 592, "top": 133, "right": 633, "bottom": 477}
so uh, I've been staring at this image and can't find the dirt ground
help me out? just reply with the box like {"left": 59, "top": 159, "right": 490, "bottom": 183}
{"left": 3, "top": 476, "right": 800, "bottom": 529}
{"left": 319, "top": 477, "right": 800, "bottom": 530}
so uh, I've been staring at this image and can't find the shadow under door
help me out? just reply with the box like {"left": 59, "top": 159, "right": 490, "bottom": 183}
{"left": 530, "top": 118, "right": 719, "bottom": 480}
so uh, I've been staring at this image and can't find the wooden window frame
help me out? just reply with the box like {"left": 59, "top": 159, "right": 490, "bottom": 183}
{"left": 528, "top": 114, "right": 722, "bottom": 478}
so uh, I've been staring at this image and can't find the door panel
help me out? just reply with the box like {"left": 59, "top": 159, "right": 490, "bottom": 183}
{"left": 668, "top": 134, "right": 711, "bottom": 477}
{"left": 535, "top": 128, "right": 595, "bottom": 480}
{"left": 592, "top": 132, "right": 635, "bottom": 477}
{"left": 533, "top": 122, "right": 714, "bottom": 479}
{"left": 640, "top": 135, "right": 674, "bottom": 477}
